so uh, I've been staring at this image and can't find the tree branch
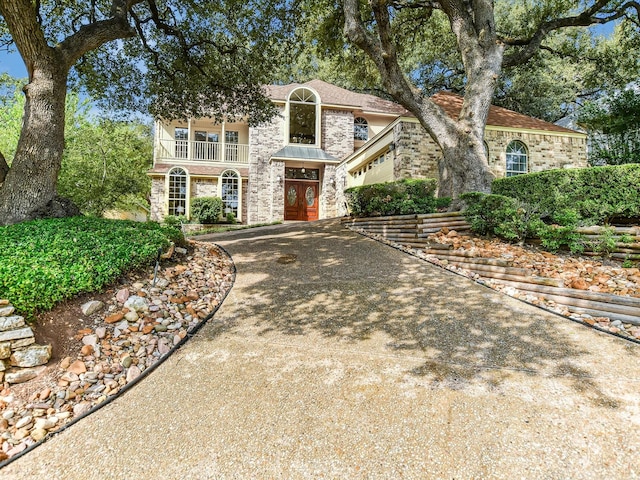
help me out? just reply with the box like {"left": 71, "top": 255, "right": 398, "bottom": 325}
{"left": 58, "top": 0, "right": 141, "bottom": 68}
{"left": 502, "top": 0, "right": 640, "bottom": 67}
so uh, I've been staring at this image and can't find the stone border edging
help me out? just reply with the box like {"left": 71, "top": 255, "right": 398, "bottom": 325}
{"left": 0, "top": 242, "right": 237, "bottom": 470}
{"left": 348, "top": 226, "right": 640, "bottom": 347}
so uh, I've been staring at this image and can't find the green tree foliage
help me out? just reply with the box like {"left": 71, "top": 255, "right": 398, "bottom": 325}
{"left": 292, "top": 3, "right": 639, "bottom": 124}
{"left": 0, "top": 0, "right": 295, "bottom": 225}
{"left": 578, "top": 89, "right": 640, "bottom": 165}
{"left": 59, "top": 119, "right": 152, "bottom": 217}
{"left": 0, "top": 76, "right": 152, "bottom": 217}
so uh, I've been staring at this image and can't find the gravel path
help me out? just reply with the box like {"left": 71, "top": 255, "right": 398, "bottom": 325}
{"left": 2, "top": 219, "right": 639, "bottom": 479}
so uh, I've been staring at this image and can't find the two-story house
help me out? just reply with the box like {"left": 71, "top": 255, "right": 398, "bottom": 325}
{"left": 149, "top": 80, "right": 588, "bottom": 223}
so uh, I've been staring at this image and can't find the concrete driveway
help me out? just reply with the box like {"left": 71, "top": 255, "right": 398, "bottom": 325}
{"left": 3, "top": 220, "right": 639, "bottom": 479}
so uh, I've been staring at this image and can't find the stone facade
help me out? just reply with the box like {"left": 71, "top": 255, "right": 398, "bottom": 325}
{"left": 393, "top": 121, "right": 440, "bottom": 180}
{"left": 485, "top": 129, "right": 588, "bottom": 177}
{"left": 386, "top": 120, "right": 588, "bottom": 188}
{"left": 150, "top": 177, "right": 165, "bottom": 222}
{"left": 150, "top": 81, "right": 587, "bottom": 225}
{"left": 322, "top": 110, "right": 354, "bottom": 160}
{"left": 248, "top": 109, "right": 285, "bottom": 224}
{"left": 192, "top": 178, "right": 217, "bottom": 198}
{"left": 320, "top": 164, "right": 338, "bottom": 219}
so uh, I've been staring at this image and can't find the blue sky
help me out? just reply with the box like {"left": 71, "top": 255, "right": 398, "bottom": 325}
{"left": 0, "top": 49, "right": 26, "bottom": 78}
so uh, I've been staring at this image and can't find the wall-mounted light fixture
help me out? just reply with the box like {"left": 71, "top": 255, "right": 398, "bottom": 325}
{"left": 388, "top": 143, "right": 396, "bottom": 151}
{"left": 329, "top": 177, "right": 336, "bottom": 187}
{"left": 276, "top": 175, "right": 283, "bottom": 185}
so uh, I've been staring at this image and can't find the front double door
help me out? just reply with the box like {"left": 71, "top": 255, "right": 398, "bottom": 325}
{"left": 284, "top": 181, "right": 318, "bottom": 221}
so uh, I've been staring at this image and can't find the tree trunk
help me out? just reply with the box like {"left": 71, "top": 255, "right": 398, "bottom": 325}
{"left": 438, "top": 133, "right": 495, "bottom": 198}
{"left": 0, "top": 62, "right": 74, "bottom": 226}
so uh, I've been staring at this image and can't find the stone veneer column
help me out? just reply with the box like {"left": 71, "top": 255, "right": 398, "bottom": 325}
{"left": 270, "top": 161, "right": 285, "bottom": 221}
{"left": 320, "top": 164, "right": 338, "bottom": 219}
{"left": 150, "top": 177, "right": 165, "bottom": 222}
{"left": 334, "top": 163, "right": 349, "bottom": 217}
{"left": 248, "top": 110, "right": 285, "bottom": 224}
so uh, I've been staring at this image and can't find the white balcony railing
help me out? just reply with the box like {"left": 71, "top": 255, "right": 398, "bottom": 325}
{"left": 157, "top": 139, "right": 249, "bottom": 164}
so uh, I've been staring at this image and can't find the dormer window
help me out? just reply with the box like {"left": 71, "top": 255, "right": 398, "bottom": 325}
{"left": 354, "top": 117, "right": 368, "bottom": 141}
{"left": 288, "top": 87, "right": 319, "bottom": 145}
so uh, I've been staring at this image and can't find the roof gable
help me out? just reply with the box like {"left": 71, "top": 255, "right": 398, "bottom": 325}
{"left": 264, "top": 80, "right": 408, "bottom": 116}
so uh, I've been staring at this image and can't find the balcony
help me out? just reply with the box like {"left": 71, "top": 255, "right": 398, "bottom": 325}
{"left": 156, "top": 139, "right": 249, "bottom": 164}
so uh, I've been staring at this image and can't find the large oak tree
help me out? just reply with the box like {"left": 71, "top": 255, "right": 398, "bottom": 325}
{"left": 340, "top": 0, "right": 640, "bottom": 199}
{"left": 0, "top": 0, "right": 292, "bottom": 226}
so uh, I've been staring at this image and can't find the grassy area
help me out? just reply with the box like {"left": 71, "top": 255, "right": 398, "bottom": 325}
{"left": 0, "top": 217, "right": 183, "bottom": 318}
{"left": 186, "top": 221, "right": 282, "bottom": 236}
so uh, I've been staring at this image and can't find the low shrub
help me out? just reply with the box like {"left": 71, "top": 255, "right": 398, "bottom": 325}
{"left": 163, "top": 214, "right": 188, "bottom": 229}
{"left": 492, "top": 164, "right": 640, "bottom": 224}
{"left": 461, "top": 192, "right": 585, "bottom": 252}
{"left": 0, "top": 217, "right": 183, "bottom": 317}
{"left": 460, "top": 192, "right": 539, "bottom": 243}
{"left": 190, "top": 197, "right": 223, "bottom": 224}
{"left": 345, "top": 179, "right": 439, "bottom": 217}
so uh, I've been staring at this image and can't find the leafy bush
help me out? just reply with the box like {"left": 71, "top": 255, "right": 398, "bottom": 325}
{"left": 226, "top": 212, "right": 237, "bottom": 224}
{"left": 461, "top": 192, "right": 586, "bottom": 252}
{"left": 0, "top": 217, "right": 183, "bottom": 317}
{"left": 345, "top": 179, "right": 439, "bottom": 217}
{"left": 460, "top": 192, "right": 539, "bottom": 243}
{"left": 163, "top": 215, "right": 188, "bottom": 229}
{"left": 492, "top": 164, "right": 640, "bottom": 224}
{"left": 190, "top": 197, "right": 223, "bottom": 224}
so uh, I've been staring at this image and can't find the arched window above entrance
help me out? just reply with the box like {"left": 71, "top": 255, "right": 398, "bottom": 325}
{"left": 288, "top": 87, "right": 319, "bottom": 146}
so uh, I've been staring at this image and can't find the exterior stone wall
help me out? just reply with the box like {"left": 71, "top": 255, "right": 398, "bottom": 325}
{"left": 322, "top": 110, "right": 354, "bottom": 160}
{"left": 270, "top": 161, "right": 285, "bottom": 221}
{"left": 248, "top": 110, "right": 285, "bottom": 224}
{"left": 241, "top": 179, "right": 248, "bottom": 223}
{"left": 150, "top": 177, "right": 165, "bottom": 222}
{"left": 485, "top": 129, "right": 588, "bottom": 177}
{"left": 393, "top": 121, "right": 440, "bottom": 181}
{"left": 334, "top": 163, "right": 349, "bottom": 217}
{"left": 390, "top": 121, "right": 587, "bottom": 186}
{"left": 191, "top": 178, "right": 217, "bottom": 198}
{"left": 320, "top": 164, "right": 338, "bottom": 219}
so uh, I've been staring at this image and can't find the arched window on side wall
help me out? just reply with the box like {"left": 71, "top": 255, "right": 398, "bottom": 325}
{"left": 168, "top": 167, "right": 188, "bottom": 217}
{"left": 506, "top": 141, "right": 528, "bottom": 177}
{"left": 354, "top": 117, "right": 368, "bottom": 141}
{"left": 220, "top": 170, "right": 240, "bottom": 220}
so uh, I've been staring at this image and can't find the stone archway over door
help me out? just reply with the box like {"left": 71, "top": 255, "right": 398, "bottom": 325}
{"left": 284, "top": 181, "right": 318, "bottom": 221}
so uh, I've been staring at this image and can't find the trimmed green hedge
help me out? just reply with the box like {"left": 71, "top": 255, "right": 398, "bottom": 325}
{"left": 345, "top": 179, "right": 444, "bottom": 217}
{"left": 492, "top": 164, "right": 640, "bottom": 224}
{"left": 0, "top": 217, "right": 184, "bottom": 317}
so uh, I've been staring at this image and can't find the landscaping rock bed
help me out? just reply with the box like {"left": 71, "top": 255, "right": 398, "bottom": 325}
{"left": 0, "top": 241, "right": 234, "bottom": 461}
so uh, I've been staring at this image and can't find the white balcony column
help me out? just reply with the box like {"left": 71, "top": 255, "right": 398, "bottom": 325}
{"left": 187, "top": 118, "right": 193, "bottom": 161}
{"left": 221, "top": 120, "right": 226, "bottom": 162}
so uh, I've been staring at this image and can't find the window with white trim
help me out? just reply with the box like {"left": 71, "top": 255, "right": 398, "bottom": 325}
{"left": 506, "top": 141, "right": 528, "bottom": 177}
{"left": 354, "top": 117, "right": 368, "bottom": 141}
{"left": 168, "top": 167, "right": 188, "bottom": 216}
{"left": 220, "top": 170, "right": 240, "bottom": 219}
{"left": 289, "top": 88, "right": 318, "bottom": 145}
